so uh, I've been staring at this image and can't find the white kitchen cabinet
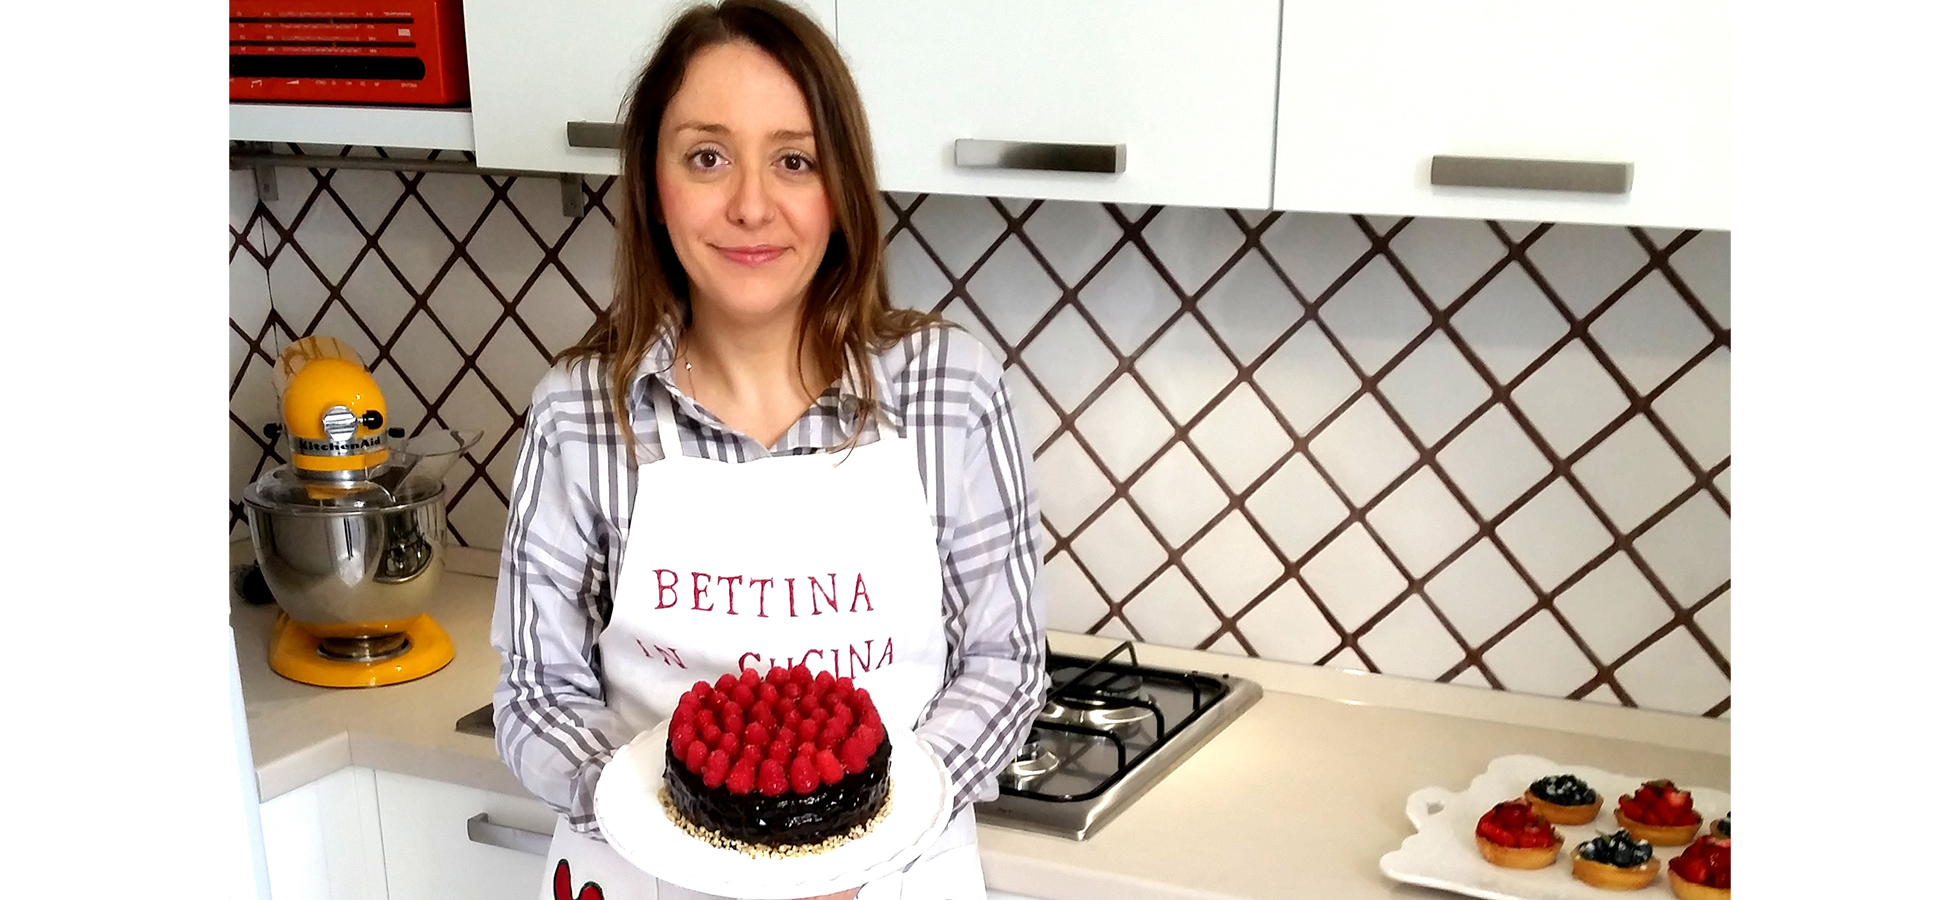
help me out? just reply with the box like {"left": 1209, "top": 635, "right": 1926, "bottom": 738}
{"left": 372, "top": 770, "right": 558, "bottom": 900}
{"left": 835, "top": 0, "right": 1280, "bottom": 210}
{"left": 259, "top": 767, "right": 390, "bottom": 900}
{"left": 462, "top": 0, "right": 838, "bottom": 175}
{"left": 1274, "top": 0, "right": 1729, "bottom": 229}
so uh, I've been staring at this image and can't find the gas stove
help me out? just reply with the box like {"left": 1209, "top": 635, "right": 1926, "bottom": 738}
{"left": 973, "top": 642, "right": 1262, "bottom": 841}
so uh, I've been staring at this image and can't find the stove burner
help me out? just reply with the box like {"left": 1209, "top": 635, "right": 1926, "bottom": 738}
{"left": 1039, "top": 696, "right": 1155, "bottom": 736}
{"left": 1003, "top": 734, "right": 1061, "bottom": 789}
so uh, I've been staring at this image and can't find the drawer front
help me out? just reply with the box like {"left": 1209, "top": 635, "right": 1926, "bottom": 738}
{"left": 1275, "top": 0, "right": 1729, "bottom": 229}
{"left": 373, "top": 770, "right": 558, "bottom": 900}
{"left": 838, "top": 0, "right": 1281, "bottom": 209}
{"left": 464, "top": 0, "right": 839, "bottom": 174}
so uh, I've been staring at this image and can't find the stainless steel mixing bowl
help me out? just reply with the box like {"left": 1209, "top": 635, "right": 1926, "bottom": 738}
{"left": 241, "top": 471, "right": 448, "bottom": 640}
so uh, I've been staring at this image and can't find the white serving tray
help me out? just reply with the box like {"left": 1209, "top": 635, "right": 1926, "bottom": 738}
{"left": 1380, "top": 754, "right": 1729, "bottom": 900}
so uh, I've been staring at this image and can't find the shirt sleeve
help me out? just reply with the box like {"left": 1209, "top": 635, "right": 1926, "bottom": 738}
{"left": 491, "top": 368, "right": 637, "bottom": 834}
{"left": 912, "top": 363, "right": 1048, "bottom": 812}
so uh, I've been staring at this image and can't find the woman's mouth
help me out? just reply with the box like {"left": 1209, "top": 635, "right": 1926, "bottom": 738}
{"left": 715, "top": 245, "right": 787, "bottom": 266}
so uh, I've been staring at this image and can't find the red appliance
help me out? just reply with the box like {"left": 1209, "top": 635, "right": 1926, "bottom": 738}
{"left": 230, "top": 1, "right": 469, "bottom": 106}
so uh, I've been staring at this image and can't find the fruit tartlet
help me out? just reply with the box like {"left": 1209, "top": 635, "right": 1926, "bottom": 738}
{"left": 1524, "top": 773, "right": 1602, "bottom": 825}
{"left": 1474, "top": 799, "right": 1562, "bottom": 869}
{"left": 1707, "top": 811, "right": 1729, "bottom": 838}
{"left": 1569, "top": 829, "right": 1658, "bottom": 890}
{"left": 1666, "top": 834, "right": 1730, "bottom": 899}
{"left": 1613, "top": 779, "right": 1701, "bottom": 845}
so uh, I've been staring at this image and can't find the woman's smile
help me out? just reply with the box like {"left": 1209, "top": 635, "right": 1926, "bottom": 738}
{"left": 714, "top": 244, "right": 789, "bottom": 267}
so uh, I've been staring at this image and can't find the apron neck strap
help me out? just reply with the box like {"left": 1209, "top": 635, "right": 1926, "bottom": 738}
{"left": 649, "top": 382, "right": 684, "bottom": 459}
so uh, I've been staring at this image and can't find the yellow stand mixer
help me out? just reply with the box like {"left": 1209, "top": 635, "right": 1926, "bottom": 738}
{"left": 242, "top": 336, "right": 480, "bottom": 688}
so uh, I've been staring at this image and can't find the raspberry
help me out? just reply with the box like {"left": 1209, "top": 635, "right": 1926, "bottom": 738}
{"left": 807, "top": 708, "right": 829, "bottom": 727}
{"left": 829, "top": 703, "right": 854, "bottom": 731}
{"left": 840, "top": 738, "right": 870, "bottom": 774}
{"left": 789, "top": 756, "right": 819, "bottom": 794}
{"left": 799, "top": 693, "right": 822, "bottom": 714}
{"left": 775, "top": 697, "right": 796, "bottom": 718}
{"left": 776, "top": 724, "right": 798, "bottom": 747}
{"left": 717, "top": 732, "right": 738, "bottom": 756}
{"left": 702, "top": 749, "right": 730, "bottom": 788}
{"left": 730, "top": 683, "right": 755, "bottom": 707}
{"left": 769, "top": 740, "right": 792, "bottom": 765}
{"left": 685, "top": 739, "right": 709, "bottom": 774}
{"left": 741, "top": 744, "right": 762, "bottom": 763}
{"left": 738, "top": 668, "right": 761, "bottom": 688}
{"left": 783, "top": 709, "right": 803, "bottom": 732}
{"left": 766, "top": 666, "right": 789, "bottom": 686}
{"left": 852, "top": 723, "right": 882, "bottom": 749}
{"left": 694, "top": 708, "right": 715, "bottom": 731}
{"left": 815, "top": 749, "right": 844, "bottom": 785}
{"left": 725, "top": 759, "right": 756, "bottom": 795}
{"left": 814, "top": 669, "right": 835, "bottom": 693}
{"left": 757, "top": 683, "right": 779, "bottom": 706}
{"left": 690, "top": 680, "right": 713, "bottom": 701}
{"left": 860, "top": 705, "right": 881, "bottom": 730}
{"left": 670, "top": 721, "right": 697, "bottom": 749}
{"left": 791, "top": 664, "right": 813, "bottom": 685}
{"left": 783, "top": 681, "right": 804, "bottom": 700}
{"left": 700, "top": 724, "right": 722, "bottom": 747}
{"left": 798, "top": 718, "right": 820, "bottom": 743}
{"left": 798, "top": 740, "right": 818, "bottom": 760}
{"left": 833, "top": 676, "right": 854, "bottom": 696}
{"left": 759, "top": 759, "right": 789, "bottom": 796}
{"left": 715, "top": 673, "right": 738, "bottom": 693}
{"left": 743, "top": 722, "right": 771, "bottom": 746}
{"left": 851, "top": 687, "right": 872, "bottom": 711}
{"left": 821, "top": 720, "right": 849, "bottom": 750}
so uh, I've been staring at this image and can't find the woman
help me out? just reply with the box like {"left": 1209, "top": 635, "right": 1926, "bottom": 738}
{"left": 490, "top": 2, "right": 1046, "bottom": 898}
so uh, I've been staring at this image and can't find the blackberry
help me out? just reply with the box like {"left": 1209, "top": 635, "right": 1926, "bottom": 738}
{"left": 1528, "top": 773, "right": 1598, "bottom": 806}
{"left": 1715, "top": 812, "right": 1730, "bottom": 838}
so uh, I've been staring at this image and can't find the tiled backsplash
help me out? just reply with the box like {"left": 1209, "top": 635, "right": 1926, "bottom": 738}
{"left": 229, "top": 146, "right": 1730, "bottom": 717}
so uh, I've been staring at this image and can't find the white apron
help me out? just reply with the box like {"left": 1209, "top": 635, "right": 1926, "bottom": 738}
{"left": 537, "top": 387, "right": 986, "bottom": 900}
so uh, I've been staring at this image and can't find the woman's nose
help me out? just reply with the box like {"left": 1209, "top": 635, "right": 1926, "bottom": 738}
{"left": 727, "top": 164, "right": 773, "bottom": 228}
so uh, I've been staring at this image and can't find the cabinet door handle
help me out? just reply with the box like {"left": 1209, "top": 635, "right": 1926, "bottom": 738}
{"left": 954, "top": 139, "right": 1126, "bottom": 174}
{"left": 567, "top": 121, "right": 623, "bottom": 150}
{"left": 466, "top": 813, "right": 550, "bottom": 856}
{"left": 1429, "top": 155, "right": 1632, "bottom": 195}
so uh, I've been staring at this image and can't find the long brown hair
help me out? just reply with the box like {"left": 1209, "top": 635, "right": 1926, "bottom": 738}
{"left": 558, "top": 0, "right": 936, "bottom": 457}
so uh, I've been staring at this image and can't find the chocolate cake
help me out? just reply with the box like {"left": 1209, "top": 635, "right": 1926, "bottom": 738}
{"left": 662, "top": 665, "right": 893, "bottom": 848}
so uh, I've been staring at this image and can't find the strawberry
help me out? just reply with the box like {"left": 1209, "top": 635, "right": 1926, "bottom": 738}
{"left": 738, "top": 667, "right": 761, "bottom": 688}
{"left": 702, "top": 749, "right": 731, "bottom": 788}
{"left": 725, "top": 759, "right": 756, "bottom": 795}
{"left": 743, "top": 722, "right": 771, "bottom": 746}
{"left": 815, "top": 749, "right": 845, "bottom": 785}
{"left": 759, "top": 759, "right": 789, "bottom": 796}
{"left": 685, "top": 739, "right": 708, "bottom": 774}
{"left": 1671, "top": 855, "right": 1708, "bottom": 884}
{"left": 789, "top": 756, "right": 819, "bottom": 794}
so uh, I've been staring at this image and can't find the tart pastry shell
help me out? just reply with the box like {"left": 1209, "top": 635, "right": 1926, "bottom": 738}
{"left": 1667, "top": 868, "right": 1730, "bottom": 900}
{"left": 1570, "top": 849, "right": 1659, "bottom": 890}
{"left": 1614, "top": 808, "right": 1701, "bottom": 846}
{"left": 1474, "top": 833, "right": 1561, "bottom": 869}
{"left": 1526, "top": 792, "right": 1603, "bottom": 825}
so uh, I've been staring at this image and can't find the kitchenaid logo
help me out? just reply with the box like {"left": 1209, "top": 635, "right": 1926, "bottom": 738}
{"left": 292, "top": 434, "right": 387, "bottom": 456}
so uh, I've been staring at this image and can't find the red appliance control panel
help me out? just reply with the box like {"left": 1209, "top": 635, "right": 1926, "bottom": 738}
{"left": 230, "top": 1, "right": 468, "bottom": 106}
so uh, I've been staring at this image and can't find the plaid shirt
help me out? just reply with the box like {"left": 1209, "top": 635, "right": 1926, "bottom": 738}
{"left": 491, "top": 323, "right": 1047, "bottom": 833}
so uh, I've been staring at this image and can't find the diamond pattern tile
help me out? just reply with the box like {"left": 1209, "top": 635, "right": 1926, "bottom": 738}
{"left": 230, "top": 150, "right": 1728, "bottom": 717}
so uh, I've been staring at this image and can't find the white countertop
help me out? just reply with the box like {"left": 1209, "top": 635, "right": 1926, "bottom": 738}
{"left": 230, "top": 543, "right": 1728, "bottom": 900}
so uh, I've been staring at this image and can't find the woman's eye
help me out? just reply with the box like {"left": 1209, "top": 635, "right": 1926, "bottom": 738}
{"left": 687, "top": 149, "right": 726, "bottom": 169}
{"left": 781, "top": 153, "right": 817, "bottom": 173}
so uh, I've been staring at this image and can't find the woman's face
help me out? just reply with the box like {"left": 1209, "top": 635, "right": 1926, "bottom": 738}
{"left": 655, "top": 41, "right": 834, "bottom": 330}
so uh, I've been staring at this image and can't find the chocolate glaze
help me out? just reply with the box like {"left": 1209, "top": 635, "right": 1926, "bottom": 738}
{"left": 664, "top": 737, "right": 893, "bottom": 847}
